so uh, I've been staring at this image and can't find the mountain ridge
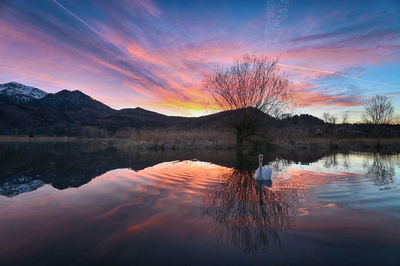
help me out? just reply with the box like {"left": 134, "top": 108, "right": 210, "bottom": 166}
{"left": 0, "top": 81, "right": 238, "bottom": 135}
{"left": 0, "top": 82, "right": 47, "bottom": 104}
{"left": 0, "top": 81, "right": 322, "bottom": 136}
{"left": 29, "top": 89, "right": 113, "bottom": 112}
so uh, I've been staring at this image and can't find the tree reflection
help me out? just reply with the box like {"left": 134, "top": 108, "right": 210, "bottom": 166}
{"left": 203, "top": 158, "right": 298, "bottom": 252}
{"left": 321, "top": 153, "right": 352, "bottom": 170}
{"left": 323, "top": 153, "right": 338, "bottom": 168}
{"left": 367, "top": 154, "right": 395, "bottom": 187}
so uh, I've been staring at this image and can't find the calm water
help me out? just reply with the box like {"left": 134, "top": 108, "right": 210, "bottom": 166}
{"left": 0, "top": 143, "right": 400, "bottom": 265}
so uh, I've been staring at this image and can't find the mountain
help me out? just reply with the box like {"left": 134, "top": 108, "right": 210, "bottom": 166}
{"left": 1, "top": 81, "right": 399, "bottom": 140}
{"left": 0, "top": 81, "right": 276, "bottom": 135}
{"left": 30, "top": 89, "right": 112, "bottom": 112}
{"left": 0, "top": 82, "right": 47, "bottom": 104}
{"left": 104, "top": 107, "right": 171, "bottom": 128}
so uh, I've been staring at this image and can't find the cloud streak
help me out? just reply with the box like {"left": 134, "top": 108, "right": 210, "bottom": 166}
{"left": 0, "top": 0, "right": 399, "bottom": 117}
{"left": 53, "top": 0, "right": 107, "bottom": 40}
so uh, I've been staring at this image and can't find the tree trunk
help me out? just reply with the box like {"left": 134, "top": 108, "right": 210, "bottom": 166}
{"left": 236, "top": 129, "right": 244, "bottom": 149}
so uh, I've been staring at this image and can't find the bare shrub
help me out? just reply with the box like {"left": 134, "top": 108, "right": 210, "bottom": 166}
{"left": 362, "top": 95, "right": 395, "bottom": 124}
{"left": 204, "top": 54, "right": 293, "bottom": 147}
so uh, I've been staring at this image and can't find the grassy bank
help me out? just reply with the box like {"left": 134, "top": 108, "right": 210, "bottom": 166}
{"left": 274, "top": 137, "right": 400, "bottom": 153}
{"left": 0, "top": 130, "right": 237, "bottom": 151}
{"left": 0, "top": 135, "right": 79, "bottom": 142}
{"left": 1, "top": 131, "right": 400, "bottom": 153}
{"left": 115, "top": 129, "right": 236, "bottom": 151}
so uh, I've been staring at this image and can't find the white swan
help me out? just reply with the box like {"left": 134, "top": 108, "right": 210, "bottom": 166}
{"left": 254, "top": 154, "right": 272, "bottom": 181}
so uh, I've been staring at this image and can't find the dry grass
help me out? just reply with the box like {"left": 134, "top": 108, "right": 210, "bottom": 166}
{"left": 274, "top": 137, "right": 400, "bottom": 153}
{"left": 128, "top": 129, "right": 234, "bottom": 142}
{"left": 0, "top": 130, "right": 235, "bottom": 151}
{"left": 0, "top": 135, "right": 78, "bottom": 142}
{"left": 289, "top": 137, "right": 400, "bottom": 145}
{"left": 113, "top": 129, "right": 236, "bottom": 151}
{"left": 3, "top": 131, "right": 400, "bottom": 152}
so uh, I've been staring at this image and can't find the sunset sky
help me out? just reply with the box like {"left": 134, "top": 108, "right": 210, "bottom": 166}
{"left": 0, "top": 0, "right": 399, "bottom": 120}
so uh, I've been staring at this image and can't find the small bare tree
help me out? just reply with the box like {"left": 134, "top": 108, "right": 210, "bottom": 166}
{"left": 362, "top": 95, "right": 395, "bottom": 124}
{"left": 322, "top": 113, "right": 330, "bottom": 123}
{"left": 322, "top": 112, "right": 337, "bottom": 124}
{"left": 341, "top": 111, "right": 349, "bottom": 124}
{"left": 322, "top": 112, "right": 337, "bottom": 138}
{"left": 204, "top": 54, "right": 293, "bottom": 147}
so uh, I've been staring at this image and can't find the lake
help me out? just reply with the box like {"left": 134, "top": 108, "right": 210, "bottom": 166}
{"left": 0, "top": 142, "right": 399, "bottom": 265}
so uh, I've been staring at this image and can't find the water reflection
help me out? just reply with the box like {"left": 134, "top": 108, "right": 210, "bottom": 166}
{"left": 0, "top": 141, "right": 236, "bottom": 194}
{"left": 0, "top": 175, "right": 44, "bottom": 197}
{"left": 256, "top": 179, "right": 272, "bottom": 189}
{"left": 0, "top": 145, "right": 400, "bottom": 265}
{"left": 322, "top": 153, "right": 339, "bottom": 168}
{"left": 203, "top": 162, "right": 297, "bottom": 252}
{"left": 320, "top": 153, "right": 354, "bottom": 170}
{"left": 367, "top": 154, "right": 396, "bottom": 187}
{"left": 0, "top": 141, "right": 348, "bottom": 197}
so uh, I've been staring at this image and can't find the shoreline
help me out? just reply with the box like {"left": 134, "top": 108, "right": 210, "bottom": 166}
{"left": 272, "top": 138, "right": 400, "bottom": 154}
{"left": 1, "top": 135, "right": 400, "bottom": 153}
{"left": 0, "top": 136, "right": 80, "bottom": 142}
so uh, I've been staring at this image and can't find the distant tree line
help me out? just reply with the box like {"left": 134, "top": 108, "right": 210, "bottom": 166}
{"left": 205, "top": 53, "right": 400, "bottom": 148}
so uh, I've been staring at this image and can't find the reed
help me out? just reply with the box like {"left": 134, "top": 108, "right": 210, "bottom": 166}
{"left": 129, "top": 129, "right": 233, "bottom": 142}
{"left": 113, "top": 129, "right": 236, "bottom": 151}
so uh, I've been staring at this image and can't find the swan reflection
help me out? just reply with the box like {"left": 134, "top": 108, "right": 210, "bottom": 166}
{"left": 256, "top": 179, "right": 272, "bottom": 188}
{"left": 203, "top": 161, "right": 298, "bottom": 252}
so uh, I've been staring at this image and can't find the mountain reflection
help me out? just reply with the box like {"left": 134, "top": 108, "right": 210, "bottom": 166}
{"left": 0, "top": 175, "right": 44, "bottom": 197}
{"left": 203, "top": 160, "right": 298, "bottom": 252}
{"left": 0, "top": 142, "right": 237, "bottom": 195}
{"left": 2, "top": 141, "right": 398, "bottom": 199}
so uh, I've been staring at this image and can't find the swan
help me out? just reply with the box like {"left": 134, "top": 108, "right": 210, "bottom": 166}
{"left": 254, "top": 154, "right": 272, "bottom": 181}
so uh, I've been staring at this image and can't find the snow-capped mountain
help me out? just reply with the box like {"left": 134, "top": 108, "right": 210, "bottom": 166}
{"left": 0, "top": 82, "right": 47, "bottom": 103}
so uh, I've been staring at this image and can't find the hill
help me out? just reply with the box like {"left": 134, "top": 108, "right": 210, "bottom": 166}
{"left": 0, "top": 82, "right": 276, "bottom": 136}
{"left": 0, "top": 82, "right": 47, "bottom": 104}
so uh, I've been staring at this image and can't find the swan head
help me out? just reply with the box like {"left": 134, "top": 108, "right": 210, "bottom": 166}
{"left": 258, "top": 154, "right": 263, "bottom": 166}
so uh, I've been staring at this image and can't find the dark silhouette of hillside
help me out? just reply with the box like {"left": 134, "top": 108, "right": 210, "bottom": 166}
{"left": 30, "top": 89, "right": 112, "bottom": 112}
{"left": 0, "top": 82, "right": 277, "bottom": 135}
{"left": 1, "top": 82, "right": 400, "bottom": 138}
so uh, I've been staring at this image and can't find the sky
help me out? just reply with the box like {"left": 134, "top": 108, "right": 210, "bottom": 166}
{"left": 0, "top": 0, "right": 399, "bottom": 120}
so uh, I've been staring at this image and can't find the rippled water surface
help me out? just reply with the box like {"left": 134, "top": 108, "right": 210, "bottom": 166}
{"left": 1, "top": 143, "right": 400, "bottom": 265}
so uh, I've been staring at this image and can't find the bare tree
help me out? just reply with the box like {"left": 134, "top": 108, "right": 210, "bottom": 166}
{"left": 395, "top": 115, "right": 400, "bottom": 124}
{"left": 341, "top": 111, "right": 349, "bottom": 124}
{"left": 322, "top": 113, "right": 330, "bottom": 123}
{"left": 362, "top": 95, "right": 395, "bottom": 124}
{"left": 322, "top": 112, "right": 337, "bottom": 124}
{"left": 330, "top": 115, "right": 337, "bottom": 125}
{"left": 204, "top": 54, "right": 293, "bottom": 147}
{"left": 322, "top": 112, "right": 337, "bottom": 138}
